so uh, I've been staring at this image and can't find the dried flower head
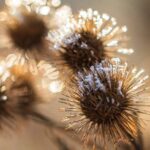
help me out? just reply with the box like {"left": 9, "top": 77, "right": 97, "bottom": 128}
{"left": 0, "top": 63, "right": 38, "bottom": 129}
{"left": 5, "top": 65, "right": 38, "bottom": 115}
{"left": 52, "top": 9, "right": 134, "bottom": 72}
{"left": 0, "top": 54, "right": 63, "bottom": 130}
{"left": 7, "top": 10, "right": 48, "bottom": 52}
{"left": 4, "top": 54, "right": 64, "bottom": 94}
{"left": 61, "top": 58, "right": 149, "bottom": 147}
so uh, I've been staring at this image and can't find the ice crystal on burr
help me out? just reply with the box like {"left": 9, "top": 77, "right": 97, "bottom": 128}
{"left": 61, "top": 58, "right": 149, "bottom": 147}
{"left": 51, "top": 9, "right": 134, "bottom": 73}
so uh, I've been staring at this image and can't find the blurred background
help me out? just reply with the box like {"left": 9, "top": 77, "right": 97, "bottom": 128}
{"left": 0, "top": 0, "right": 150, "bottom": 149}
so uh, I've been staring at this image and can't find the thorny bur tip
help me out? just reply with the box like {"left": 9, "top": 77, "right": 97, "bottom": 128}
{"left": 7, "top": 10, "right": 48, "bottom": 51}
{"left": 61, "top": 58, "right": 149, "bottom": 147}
{"left": 51, "top": 8, "right": 134, "bottom": 73}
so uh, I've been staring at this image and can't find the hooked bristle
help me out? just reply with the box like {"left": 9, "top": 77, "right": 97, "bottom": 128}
{"left": 61, "top": 58, "right": 149, "bottom": 147}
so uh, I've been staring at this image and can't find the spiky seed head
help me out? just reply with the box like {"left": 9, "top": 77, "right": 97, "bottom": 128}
{"left": 7, "top": 65, "right": 37, "bottom": 106}
{"left": 0, "top": 64, "right": 38, "bottom": 129}
{"left": 61, "top": 58, "right": 149, "bottom": 147}
{"left": 7, "top": 10, "right": 48, "bottom": 50}
{"left": 51, "top": 8, "right": 134, "bottom": 72}
{"left": 0, "top": 54, "right": 62, "bottom": 130}
{"left": 4, "top": 53, "right": 63, "bottom": 95}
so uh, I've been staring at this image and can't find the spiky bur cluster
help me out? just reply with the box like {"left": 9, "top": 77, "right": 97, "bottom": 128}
{"left": 51, "top": 9, "right": 134, "bottom": 73}
{"left": 0, "top": 63, "right": 39, "bottom": 129}
{"left": 4, "top": 54, "right": 64, "bottom": 94}
{"left": 61, "top": 59, "right": 149, "bottom": 147}
{"left": 0, "top": 54, "right": 64, "bottom": 130}
{"left": 7, "top": 10, "right": 48, "bottom": 56}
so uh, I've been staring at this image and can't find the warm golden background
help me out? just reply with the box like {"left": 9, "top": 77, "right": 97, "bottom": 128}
{"left": 0, "top": 0, "right": 150, "bottom": 149}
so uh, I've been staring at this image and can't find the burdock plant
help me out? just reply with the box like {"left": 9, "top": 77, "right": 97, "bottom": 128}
{"left": 0, "top": 54, "right": 61, "bottom": 131}
{"left": 51, "top": 9, "right": 133, "bottom": 73}
{"left": 61, "top": 58, "right": 149, "bottom": 149}
{"left": 7, "top": 9, "right": 48, "bottom": 59}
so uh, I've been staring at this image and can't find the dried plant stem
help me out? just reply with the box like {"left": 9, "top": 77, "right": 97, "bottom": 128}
{"left": 131, "top": 112, "right": 143, "bottom": 150}
{"left": 28, "top": 111, "right": 102, "bottom": 149}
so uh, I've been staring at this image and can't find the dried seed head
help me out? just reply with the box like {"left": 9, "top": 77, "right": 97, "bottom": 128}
{"left": 61, "top": 58, "right": 149, "bottom": 146}
{"left": 6, "top": 65, "right": 38, "bottom": 114}
{"left": 51, "top": 9, "right": 133, "bottom": 72}
{"left": 4, "top": 53, "right": 64, "bottom": 95}
{"left": 7, "top": 10, "right": 48, "bottom": 51}
{"left": 0, "top": 64, "right": 38, "bottom": 129}
{"left": 0, "top": 54, "right": 63, "bottom": 130}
